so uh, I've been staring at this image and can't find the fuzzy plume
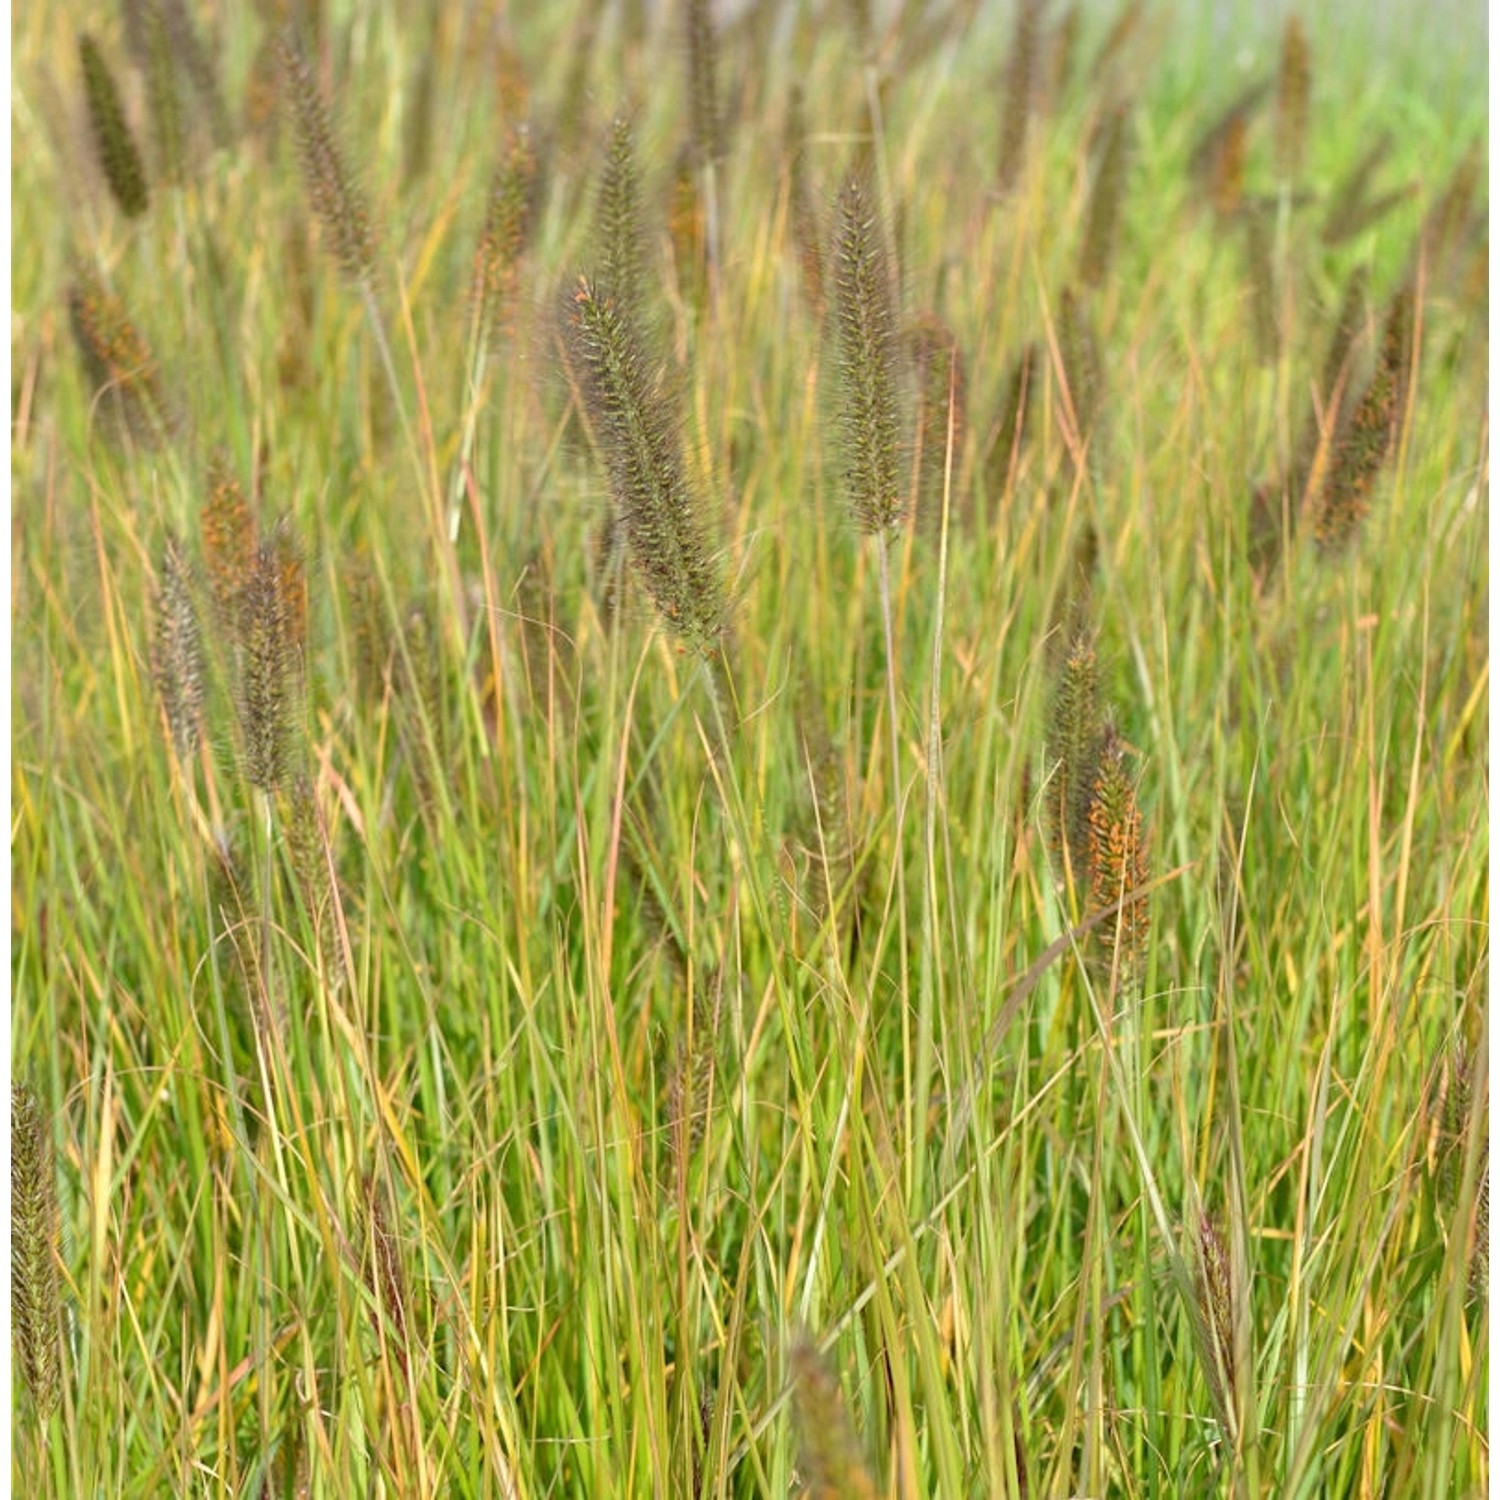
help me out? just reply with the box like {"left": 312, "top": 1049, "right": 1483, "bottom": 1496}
{"left": 1056, "top": 285, "right": 1102, "bottom": 474}
{"left": 393, "top": 600, "right": 445, "bottom": 813}
{"left": 997, "top": 0, "right": 1044, "bottom": 195}
{"left": 283, "top": 770, "right": 343, "bottom": 990}
{"left": 985, "top": 340, "right": 1038, "bottom": 500}
{"left": 684, "top": 0, "right": 723, "bottom": 169}
{"left": 832, "top": 173, "right": 903, "bottom": 535}
{"left": 1079, "top": 102, "right": 1132, "bottom": 288}
{"left": 790, "top": 1336, "right": 880, "bottom": 1500}
{"left": 132, "top": 0, "right": 186, "bottom": 186}
{"left": 278, "top": 26, "right": 375, "bottom": 282}
{"left": 153, "top": 531, "right": 206, "bottom": 759}
{"left": 567, "top": 275, "right": 724, "bottom": 648}
{"left": 1314, "top": 287, "right": 1411, "bottom": 551}
{"left": 1242, "top": 205, "right": 1278, "bottom": 363}
{"left": 200, "top": 452, "right": 256, "bottom": 635}
{"left": 785, "top": 86, "right": 825, "bottom": 318}
{"left": 1297, "top": 267, "right": 1369, "bottom": 499}
{"left": 1257, "top": 268, "right": 1370, "bottom": 577}
{"left": 358, "top": 1175, "right": 411, "bottom": 1371}
{"left": 594, "top": 113, "right": 645, "bottom": 318}
{"left": 472, "top": 123, "right": 539, "bottom": 347}
{"left": 1419, "top": 145, "right": 1481, "bottom": 289}
{"left": 786, "top": 1338, "right": 876, "bottom": 1500}
{"left": 79, "top": 32, "right": 149, "bottom": 216}
{"left": 665, "top": 968, "right": 722, "bottom": 1174}
{"left": 12, "top": 1083, "right": 62, "bottom": 1421}
{"left": 1047, "top": 6, "right": 1081, "bottom": 111}
{"left": 1193, "top": 1211, "right": 1237, "bottom": 1426}
{"left": 513, "top": 548, "right": 566, "bottom": 718}
{"left": 207, "top": 826, "right": 269, "bottom": 1034}
{"left": 668, "top": 143, "right": 709, "bottom": 306}
{"left": 1274, "top": 16, "right": 1311, "bottom": 183}
{"left": 163, "top": 0, "right": 230, "bottom": 147}
{"left": 1046, "top": 616, "right": 1100, "bottom": 886}
{"left": 1319, "top": 268, "right": 1372, "bottom": 412}
{"left": 238, "top": 520, "right": 305, "bottom": 792}
{"left": 343, "top": 547, "right": 391, "bottom": 708}
{"left": 796, "top": 695, "right": 868, "bottom": 965}
{"left": 1088, "top": 0, "right": 1145, "bottom": 86}
{"left": 67, "top": 274, "right": 173, "bottom": 443}
{"left": 908, "top": 314, "right": 967, "bottom": 534}
{"left": 1436, "top": 1043, "right": 1490, "bottom": 1298}
{"left": 1320, "top": 133, "right": 1401, "bottom": 247}
{"left": 124, "top": 0, "right": 230, "bottom": 149}
{"left": 1085, "top": 720, "right": 1150, "bottom": 980}
{"left": 1189, "top": 84, "right": 1267, "bottom": 221}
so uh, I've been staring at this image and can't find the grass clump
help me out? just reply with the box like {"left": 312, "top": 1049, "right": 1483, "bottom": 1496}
{"left": 10, "top": 3, "right": 1487, "bottom": 1495}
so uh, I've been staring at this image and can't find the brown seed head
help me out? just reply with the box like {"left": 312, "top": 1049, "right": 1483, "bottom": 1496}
{"left": 358, "top": 1175, "right": 410, "bottom": 1367}
{"left": 594, "top": 113, "right": 644, "bottom": 318}
{"left": 684, "top": 0, "right": 723, "bottom": 169}
{"left": 1085, "top": 721, "right": 1150, "bottom": 980}
{"left": 201, "top": 451, "right": 255, "bottom": 633}
{"left": 1274, "top": 16, "right": 1311, "bottom": 182}
{"left": 997, "top": 0, "right": 1044, "bottom": 194}
{"left": 153, "top": 531, "right": 206, "bottom": 759}
{"left": 1079, "top": 103, "right": 1132, "bottom": 288}
{"left": 11, "top": 1083, "right": 62, "bottom": 1421}
{"left": 79, "top": 32, "right": 150, "bottom": 216}
{"left": 473, "top": 123, "right": 539, "bottom": 347}
{"left": 67, "top": 274, "right": 173, "bottom": 443}
{"left": 278, "top": 26, "right": 376, "bottom": 282}
{"left": 238, "top": 521, "right": 304, "bottom": 792}
{"left": 567, "top": 276, "right": 724, "bottom": 648}
{"left": 790, "top": 1335, "right": 881, "bottom": 1500}
{"left": 833, "top": 173, "right": 903, "bottom": 535}
{"left": 785, "top": 87, "right": 825, "bottom": 318}
{"left": 1046, "top": 616, "right": 1100, "bottom": 886}
{"left": 1314, "top": 287, "right": 1411, "bottom": 551}
{"left": 1194, "top": 1211, "right": 1236, "bottom": 1422}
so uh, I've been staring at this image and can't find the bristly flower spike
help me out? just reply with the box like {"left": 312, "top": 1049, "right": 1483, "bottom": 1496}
{"left": 832, "top": 173, "right": 903, "bottom": 535}
{"left": 153, "top": 532, "right": 206, "bottom": 759}
{"left": 278, "top": 26, "right": 376, "bottom": 283}
{"left": 79, "top": 32, "right": 149, "bottom": 216}
{"left": 567, "top": 276, "right": 724, "bottom": 650}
